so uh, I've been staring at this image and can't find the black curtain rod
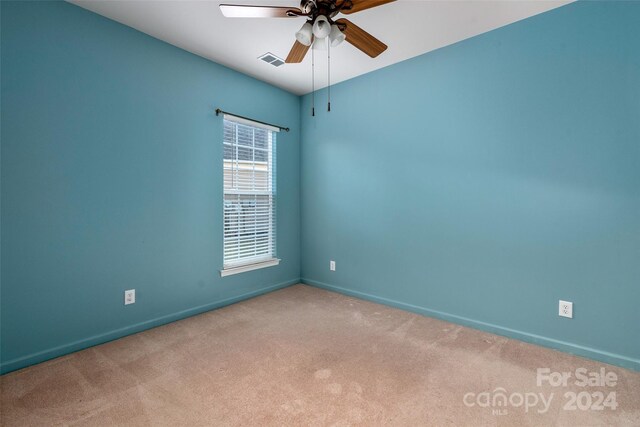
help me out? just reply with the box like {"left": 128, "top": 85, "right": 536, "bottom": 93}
{"left": 215, "top": 108, "right": 290, "bottom": 132}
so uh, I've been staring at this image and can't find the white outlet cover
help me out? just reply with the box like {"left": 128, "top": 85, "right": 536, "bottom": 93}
{"left": 559, "top": 300, "right": 573, "bottom": 318}
{"left": 329, "top": 260, "right": 336, "bottom": 271}
{"left": 125, "top": 289, "right": 136, "bottom": 305}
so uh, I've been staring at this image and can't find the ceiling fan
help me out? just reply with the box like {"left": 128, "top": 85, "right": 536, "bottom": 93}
{"left": 219, "top": 0, "right": 395, "bottom": 63}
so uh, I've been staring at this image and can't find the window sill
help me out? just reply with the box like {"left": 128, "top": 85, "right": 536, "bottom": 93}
{"left": 220, "top": 258, "right": 280, "bottom": 277}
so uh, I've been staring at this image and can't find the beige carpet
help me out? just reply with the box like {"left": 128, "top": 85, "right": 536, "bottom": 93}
{"left": 1, "top": 284, "right": 639, "bottom": 426}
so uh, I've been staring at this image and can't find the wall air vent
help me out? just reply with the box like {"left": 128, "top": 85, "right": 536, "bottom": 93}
{"left": 258, "top": 52, "right": 285, "bottom": 67}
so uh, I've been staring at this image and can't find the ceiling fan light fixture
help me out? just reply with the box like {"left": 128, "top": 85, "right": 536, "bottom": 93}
{"left": 295, "top": 22, "right": 313, "bottom": 46}
{"left": 328, "top": 24, "right": 345, "bottom": 47}
{"left": 313, "top": 36, "right": 326, "bottom": 51}
{"left": 312, "top": 15, "right": 331, "bottom": 39}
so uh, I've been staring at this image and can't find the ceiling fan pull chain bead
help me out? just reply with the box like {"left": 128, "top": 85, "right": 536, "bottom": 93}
{"left": 312, "top": 44, "right": 315, "bottom": 116}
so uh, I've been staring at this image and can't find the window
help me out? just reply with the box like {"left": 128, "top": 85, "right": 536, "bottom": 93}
{"left": 221, "top": 115, "right": 279, "bottom": 276}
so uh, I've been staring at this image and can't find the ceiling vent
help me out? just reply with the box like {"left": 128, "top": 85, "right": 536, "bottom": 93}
{"left": 258, "top": 52, "right": 285, "bottom": 67}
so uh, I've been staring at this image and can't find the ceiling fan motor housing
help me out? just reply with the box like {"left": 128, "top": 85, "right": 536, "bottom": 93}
{"left": 301, "top": 0, "right": 345, "bottom": 21}
{"left": 300, "top": 0, "right": 316, "bottom": 14}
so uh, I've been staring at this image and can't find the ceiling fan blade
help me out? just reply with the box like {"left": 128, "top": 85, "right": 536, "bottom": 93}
{"left": 285, "top": 40, "right": 311, "bottom": 63}
{"left": 340, "top": 0, "right": 395, "bottom": 15}
{"left": 219, "top": 4, "right": 303, "bottom": 18}
{"left": 335, "top": 18, "right": 387, "bottom": 58}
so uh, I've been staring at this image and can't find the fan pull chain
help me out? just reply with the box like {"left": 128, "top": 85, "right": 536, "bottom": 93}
{"left": 311, "top": 44, "right": 315, "bottom": 117}
{"left": 327, "top": 41, "right": 331, "bottom": 112}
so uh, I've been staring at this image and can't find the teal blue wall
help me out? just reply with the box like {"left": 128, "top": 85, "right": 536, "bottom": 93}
{"left": 2, "top": 0, "right": 639, "bottom": 374}
{"left": 0, "top": 1, "right": 300, "bottom": 373}
{"left": 300, "top": 1, "right": 640, "bottom": 370}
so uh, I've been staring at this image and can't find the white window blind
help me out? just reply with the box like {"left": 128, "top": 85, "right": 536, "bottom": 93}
{"left": 222, "top": 115, "right": 278, "bottom": 275}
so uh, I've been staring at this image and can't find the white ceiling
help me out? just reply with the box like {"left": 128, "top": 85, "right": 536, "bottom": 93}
{"left": 70, "top": 0, "right": 572, "bottom": 95}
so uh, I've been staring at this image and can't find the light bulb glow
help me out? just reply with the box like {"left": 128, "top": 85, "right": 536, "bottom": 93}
{"left": 312, "top": 15, "right": 331, "bottom": 39}
{"left": 328, "top": 24, "right": 345, "bottom": 47}
{"left": 295, "top": 22, "right": 313, "bottom": 46}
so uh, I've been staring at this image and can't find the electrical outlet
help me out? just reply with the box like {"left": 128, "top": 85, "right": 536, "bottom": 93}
{"left": 125, "top": 289, "right": 136, "bottom": 305}
{"left": 559, "top": 300, "right": 573, "bottom": 318}
{"left": 329, "top": 260, "right": 336, "bottom": 271}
